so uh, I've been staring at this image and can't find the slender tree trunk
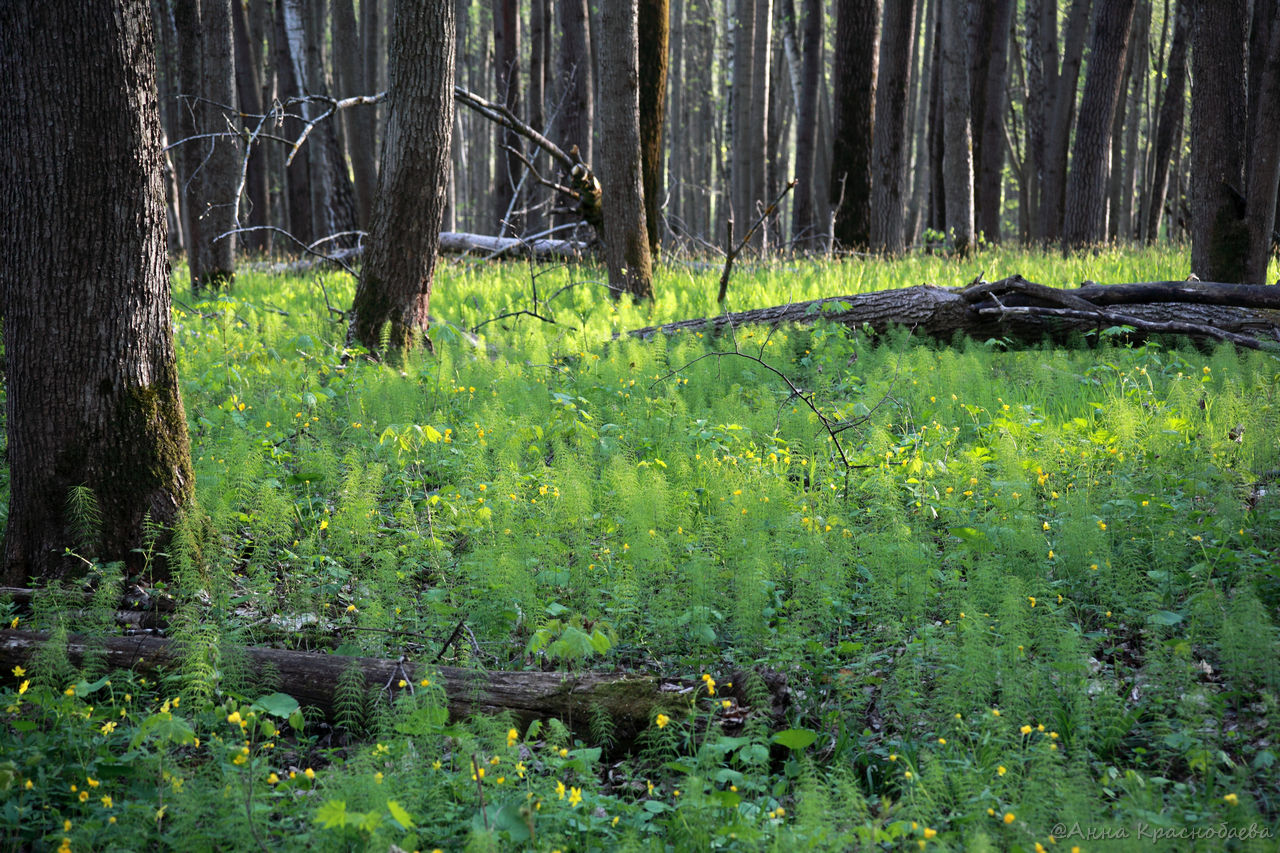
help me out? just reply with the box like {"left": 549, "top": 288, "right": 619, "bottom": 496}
{"left": 1063, "top": 0, "right": 1137, "bottom": 251}
{"left": 154, "top": 0, "right": 186, "bottom": 256}
{"left": 940, "top": 0, "right": 973, "bottom": 255}
{"left": 1244, "top": 7, "right": 1280, "bottom": 284}
{"left": 233, "top": 0, "right": 270, "bottom": 253}
{"left": 639, "top": 0, "right": 670, "bottom": 256}
{"left": 927, "top": 5, "right": 946, "bottom": 234}
{"left": 557, "top": 0, "right": 594, "bottom": 230}
{"left": 0, "top": 0, "right": 194, "bottom": 584}
{"left": 975, "top": 0, "right": 1013, "bottom": 243}
{"left": 1189, "top": 0, "right": 1247, "bottom": 281}
{"left": 1024, "top": 0, "right": 1046, "bottom": 242}
{"left": 729, "top": 0, "right": 753, "bottom": 241}
{"left": 1116, "top": 0, "right": 1149, "bottom": 241}
{"left": 746, "top": 0, "right": 773, "bottom": 249}
{"left": 361, "top": 0, "right": 386, "bottom": 143}
{"left": 830, "top": 0, "right": 880, "bottom": 250}
{"left": 273, "top": 0, "right": 314, "bottom": 244}
{"left": 527, "top": 0, "right": 549, "bottom": 233}
{"left": 1145, "top": 0, "right": 1188, "bottom": 243}
{"left": 599, "top": 0, "right": 655, "bottom": 297}
{"left": 789, "top": 0, "right": 823, "bottom": 250}
{"left": 906, "top": 0, "right": 936, "bottom": 245}
{"left": 870, "top": 0, "right": 917, "bottom": 254}
{"left": 492, "top": 0, "right": 522, "bottom": 233}
{"left": 669, "top": 0, "right": 686, "bottom": 235}
{"left": 170, "top": 0, "right": 206, "bottom": 283}
{"left": 1041, "top": 0, "right": 1092, "bottom": 241}
{"left": 348, "top": 0, "right": 456, "bottom": 354}
{"left": 333, "top": 0, "right": 379, "bottom": 230}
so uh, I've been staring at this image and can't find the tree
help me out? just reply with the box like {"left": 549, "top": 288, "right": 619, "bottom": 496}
{"left": 196, "top": 0, "right": 238, "bottom": 289}
{"left": 0, "top": 0, "right": 194, "bottom": 584}
{"left": 971, "top": 0, "right": 1014, "bottom": 243}
{"left": 348, "top": 0, "right": 456, "bottom": 353}
{"left": 830, "top": 0, "right": 881, "bottom": 250}
{"left": 789, "top": 0, "right": 824, "bottom": 250}
{"left": 1244, "top": 4, "right": 1280, "bottom": 284}
{"left": 556, "top": 0, "right": 594, "bottom": 170}
{"left": 638, "top": 0, "right": 670, "bottom": 257}
{"left": 492, "top": 0, "right": 522, "bottom": 232}
{"left": 1041, "top": 0, "right": 1092, "bottom": 241}
{"left": 1189, "top": 0, "right": 1247, "bottom": 281}
{"left": 1062, "top": 0, "right": 1138, "bottom": 251}
{"left": 599, "top": 0, "right": 654, "bottom": 298}
{"left": 870, "top": 0, "right": 917, "bottom": 254}
{"left": 1144, "top": 0, "right": 1189, "bottom": 243}
{"left": 939, "top": 0, "right": 974, "bottom": 255}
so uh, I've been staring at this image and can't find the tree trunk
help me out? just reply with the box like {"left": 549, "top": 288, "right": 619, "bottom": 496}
{"left": 906, "top": 0, "right": 936, "bottom": 245}
{"left": 348, "top": 0, "right": 456, "bottom": 354}
{"left": 730, "top": 0, "right": 755, "bottom": 242}
{"left": 599, "top": 0, "right": 655, "bottom": 298}
{"left": 939, "top": 0, "right": 974, "bottom": 256}
{"left": 1024, "top": 0, "right": 1046, "bottom": 242}
{"left": 232, "top": 0, "right": 271, "bottom": 253}
{"left": 1189, "top": 0, "right": 1248, "bottom": 282}
{"left": 638, "top": 0, "right": 670, "bottom": 257}
{"left": 0, "top": 0, "right": 194, "bottom": 584}
{"left": 974, "top": 0, "right": 1014, "bottom": 244}
{"left": 1062, "top": 0, "right": 1137, "bottom": 251}
{"left": 170, "top": 0, "right": 206, "bottom": 284}
{"left": 333, "top": 0, "right": 380, "bottom": 231}
{"left": 492, "top": 0, "right": 522, "bottom": 233}
{"left": 1115, "top": 0, "right": 1149, "bottom": 241}
{"left": 789, "top": 0, "right": 824, "bottom": 251}
{"left": 1145, "top": 0, "right": 1188, "bottom": 243}
{"left": 556, "top": 0, "right": 595, "bottom": 171}
{"left": 869, "top": 0, "right": 917, "bottom": 254}
{"left": 273, "top": 0, "right": 314, "bottom": 244}
{"left": 195, "top": 0, "right": 237, "bottom": 289}
{"left": 526, "top": 0, "right": 550, "bottom": 233}
{"left": 746, "top": 0, "right": 773, "bottom": 250}
{"left": 830, "top": 0, "right": 880, "bottom": 250}
{"left": 1041, "top": 0, "right": 1092, "bottom": 241}
{"left": 1244, "top": 7, "right": 1280, "bottom": 284}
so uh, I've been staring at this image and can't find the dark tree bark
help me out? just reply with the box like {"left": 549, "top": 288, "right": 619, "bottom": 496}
{"left": 556, "top": 0, "right": 594, "bottom": 170}
{"left": 939, "top": 0, "right": 973, "bottom": 255}
{"left": 599, "top": 0, "right": 655, "bottom": 297}
{"left": 747, "top": 0, "right": 774, "bottom": 249}
{"left": 730, "top": 0, "right": 756, "bottom": 240}
{"left": 348, "top": 0, "right": 455, "bottom": 353}
{"left": 790, "top": 0, "right": 824, "bottom": 250}
{"left": 869, "top": 0, "right": 917, "bottom": 254}
{"left": 0, "top": 0, "right": 194, "bottom": 584}
{"left": 974, "top": 0, "right": 1014, "bottom": 243}
{"left": 333, "top": 0, "right": 380, "bottom": 231}
{"left": 638, "top": 0, "right": 670, "bottom": 257}
{"left": 232, "top": 0, "right": 271, "bottom": 253}
{"left": 1024, "top": 0, "right": 1046, "bottom": 241}
{"left": 526, "top": 0, "right": 550, "bottom": 233}
{"left": 196, "top": 0, "right": 237, "bottom": 289}
{"left": 170, "top": 0, "right": 206, "bottom": 283}
{"left": 830, "top": 0, "right": 881, "bottom": 250}
{"left": 272, "top": 0, "right": 314, "bottom": 243}
{"left": 492, "top": 0, "right": 522, "bottom": 232}
{"left": 1189, "top": 0, "right": 1248, "bottom": 281}
{"left": 1244, "top": 6, "right": 1280, "bottom": 284}
{"left": 1144, "top": 0, "right": 1188, "bottom": 243}
{"left": 1041, "top": 0, "right": 1092, "bottom": 241}
{"left": 1062, "top": 0, "right": 1138, "bottom": 251}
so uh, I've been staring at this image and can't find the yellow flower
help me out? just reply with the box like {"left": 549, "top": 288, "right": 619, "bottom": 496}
{"left": 556, "top": 780, "right": 566, "bottom": 800}
{"left": 701, "top": 674, "right": 716, "bottom": 696}
{"left": 721, "top": 699, "right": 732, "bottom": 709}
{"left": 924, "top": 828, "right": 937, "bottom": 839}
{"left": 991, "top": 708, "right": 1001, "bottom": 717}
{"left": 267, "top": 772, "right": 279, "bottom": 784}
{"left": 11, "top": 665, "right": 24, "bottom": 677}
{"left": 86, "top": 777, "right": 99, "bottom": 788}
{"left": 374, "top": 772, "right": 384, "bottom": 784}
{"left": 319, "top": 519, "right": 329, "bottom": 530}
{"left": 18, "top": 680, "right": 29, "bottom": 695}
{"left": 558, "top": 747, "right": 569, "bottom": 758}
{"left": 419, "top": 678, "right": 431, "bottom": 687}
{"left": 64, "top": 686, "right": 76, "bottom": 697}
{"left": 8, "top": 617, "right": 16, "bottom": 629}
{"left": 1004, "top": 812, "right": 1016, "bottom": 824}
{"left": 304, "top": 768, "right": 315, "bottom": 780}
{"left": 938, "top": 738, "right": 946, "bottom": 745}
{"left": 101, "top": 795, "right": 113, "bottom": 808}
{"left": 904, "top": 770, "right": 913, "bottom": 780}
{"left": 227, "top": 711, "right": 242, "bottom": 726}
{"left": 398, "top": 679, "right": 407, "bottom": 688}
{"left": 79, "top": 790, "right": 89, "bottom": 802}
{"left": 1223, "top": 793, "right": 1239, "bottom": 806}
{"left": 1028, "top": 596, "right": 1037, "bottom": 608}
{"left": 997, "top": 765, "right": 1007, "bottom": 776}
{"left": 655, "top": 713, "right": 670, "bottom": 729}
{"left": 569, "top": 786, "right": 582, "bottom": 807}
{"left": 346, "top": 604, "right": 357, "bottom": 614}
{"left": 507, "top": 728, "right": 519, "bottom": 747}
{"left": 1020, "top": 725, "right": 1033, "bottom": 735}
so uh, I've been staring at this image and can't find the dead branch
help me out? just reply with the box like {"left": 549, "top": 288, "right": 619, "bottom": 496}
{"left": 718, "top": 180, "right": 799, "bottom": 304}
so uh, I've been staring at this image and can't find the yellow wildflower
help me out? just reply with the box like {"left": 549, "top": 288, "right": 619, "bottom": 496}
{"left": 655, "top": 713, "right": 670, "bottom": 729}
{"left": 569, "top": 786, "right": 582, "bottom": 807}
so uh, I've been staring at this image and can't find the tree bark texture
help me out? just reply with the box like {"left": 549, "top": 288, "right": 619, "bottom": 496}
{"left": 747, "top": 0, "right": 773, "bottom": 249}
{"left": 1144, "top": 0, "right": 1188, "bottom": 243}
{"left": 1024, "top": 0, "right": 1047, "bottom": 241}
{"left": 1041, "top": 0, "right": 1092, "bottom": 241}
{"left": 348, "top": 0, "right": 456, "bottom": 354}
{"left": 526, "top": 0, "right": 550, "bottom": 233}
{"left": 1190, "top": 0, "right": 1248, "bottom": 282}
{"left": 730, "top": 0, "right": 756, "bottom": 240}
{"left": 599, "top": 0, "right": 655, "bottom": 298}
{"left": 974, "top": 0, "right": 1014, "bottom": 243}
{"left": 630, "top": 276, "right": 1280, "bottom": 351}
{"left": 830, "top": 0, "right": 880, "bottom": 250}
{"left": 556, "top": 0, "right": 595, "bottom": 170}
{"left": 790, "top": 0, "right": 824, "bottom": 250}
{"left": 492, "top": 0, "right": 522, "bottom": 233}
{"left": 940, "top": 0, "right": 974, "bottom": 255}
{"left": 0, "top": 0, "right": 194, "bottom": 584}
{"left": 272, "top": 0, "right": 314, "bottom": 244}
{"left": 332, "top": 0, "right": 380, "bottom": 231}
{"left": 232, "top": 0, "right": 271, "bottom": 253}
{"left": 1244, "top": 5, "right": 1280, "bottom": 284}
{"left": 194, "top": 0, "right": 238, "bottom": 289}
{"left": 1062, "top": 0, "right": 1138, "bottom": 251}
{"left": 170, "top": 0, "right": 207, "bottom": 283}
{"left": 638, "top": 0, "right": 670, "bottom": 257}
{"left": 870, "top": 0, "right": 917, "bottom": 254}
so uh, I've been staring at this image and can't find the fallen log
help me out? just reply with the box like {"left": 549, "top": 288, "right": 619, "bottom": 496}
{"left": 0, "top": 630, "right": 715, "bottom": 740}
{"left": 630, "top": 275, "right": 1280, "bottom": 350}
{"left": 261, "top": 231, "right": 591, "bottom": 274}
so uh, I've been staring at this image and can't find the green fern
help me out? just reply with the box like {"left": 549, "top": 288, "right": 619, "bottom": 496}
{"left": 334, "top": 661, "right": 369, "bottom": 737}
{"left": 65, "top": 484, "right": 101, "bottom": 553}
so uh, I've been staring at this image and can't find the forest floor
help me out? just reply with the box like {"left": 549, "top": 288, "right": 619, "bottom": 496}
{"left": 2, "top": 246, "right": 1279, "bottom": 851}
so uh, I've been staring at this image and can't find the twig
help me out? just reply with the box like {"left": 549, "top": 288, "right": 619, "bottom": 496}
{"left": 471, "top": 755, "right": 489, "bottom": 830}
{"left": 718, "top": 180, "right": 798, "bottom": 304}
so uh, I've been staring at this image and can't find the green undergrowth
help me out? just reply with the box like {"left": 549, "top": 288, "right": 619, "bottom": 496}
{"left": 3, "top": 246, "right": 1279, "bottom": 851}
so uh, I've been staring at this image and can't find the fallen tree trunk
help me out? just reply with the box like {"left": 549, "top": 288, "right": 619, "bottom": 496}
{"left": 263, "top": 231, "right": 591, "bottom": 274}
{"left": 630, "top": 276, "right": 1280, "bottom": 350}
{"left": 0, "top": 630, "right": 713, "bottom": 739}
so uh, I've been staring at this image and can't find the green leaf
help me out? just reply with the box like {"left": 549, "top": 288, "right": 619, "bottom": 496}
{"left": 251, "top": 692, "right": 300, "bottom": 718}
{"left": 772, "top": 728, "right": 819, "bottom": 750}
{"left": 422, "top": 424, "right": 443, "bottom": 443}
{"left": 315, "top": 799, "right": 349, "bottom": 829}
{"left": 386, "top": 800, "right": 414, "bottom": 829}
{"left": 1149, "top": 610, "right": 1184, "bottom": 626}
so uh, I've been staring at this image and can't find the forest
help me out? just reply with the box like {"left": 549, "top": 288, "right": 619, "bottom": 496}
{"left": 1, "top": 0, "right": 1279, "bottom": 850}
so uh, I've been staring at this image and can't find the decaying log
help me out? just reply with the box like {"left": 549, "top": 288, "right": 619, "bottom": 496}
{"left": 0, "top": 630, "right": 722, "bottom": 739}
{"left": 262, "top": 231, "right": 591, "bottom": 274}
{"left": 630, "top": 275, "right": 1280, "bottom": 350}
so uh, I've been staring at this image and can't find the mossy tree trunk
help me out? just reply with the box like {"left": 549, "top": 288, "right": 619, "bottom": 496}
{"left": 0, "top": 0, "right": 195, "bottom": 586}
{"left": 347, "top": 0, "right": 455, "bottom": 354}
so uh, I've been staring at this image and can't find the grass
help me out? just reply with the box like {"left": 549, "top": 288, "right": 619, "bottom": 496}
{"left": 2, "top": 246, "right": 1278, "bottom": 851}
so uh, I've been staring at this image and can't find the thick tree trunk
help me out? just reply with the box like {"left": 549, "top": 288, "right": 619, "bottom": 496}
{"left": 333, "top": 0, "right": 380, "bottom": 231}
{"left": 1041, "top": 0, "right": 1092, "bottom": 241}
{"left": 939, "top": 0, "right": 974, "bottom": 256}
{"left": 1244, "top": 8, "right": 1280, "bottom": 284}
{"left": 830, "top": 0, "right": 880, "bottom": 250}
{"left": 1189, "top": 0, "right": 1248, "bottom": 282}
{"left": 599, "top": 0, "right": 655, "bottom": 297}
{"left": 0, "top": 630, "right": 704, "bottom": 739}
{"left": 630, "top": 276, "right": 1280, "bottom": 351}
{"left": 1114, "top": 0, "right": 1149, "bottom": 242}
{"left": 974, "top": 0, "right": 1013, "bottom": 244}
{"left": 348, "top": 0, "right": 455, "bottom": 354}
{"left": 789, "top": 0, "right": 824, "bottom": 251}
{"left": 1024, "top": 0, "right": 1046, "bottom": 242}
{"left": 1145, "top": 0, "right": 1188, "bottom": 243}
{"left": 869, "top": 0, "right": 917, "bottom": 254}
{"left": 638, "top": 0, "right": 670, "bottom": 257}
{"left": 196, "top": 0, "right": 237, "bottom": 289}
{"left": 1062, "top": 0, "right": 1137, "bottom": 251}
{"left": 0, "top": 0, "right": 194, "bottom": 584}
